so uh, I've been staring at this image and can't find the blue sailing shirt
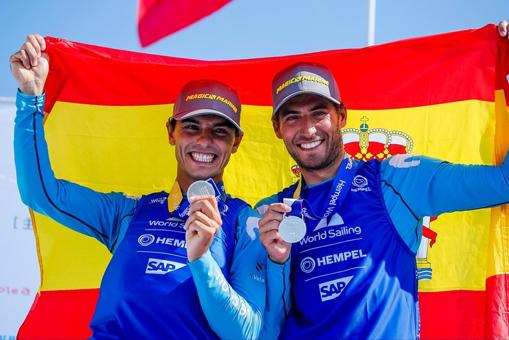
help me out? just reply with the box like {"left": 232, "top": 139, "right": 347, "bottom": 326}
{"left": 278, "top": 160, "right": 418, "bottom": 339}
{"left": 92, "top": 191, "right": 247, "bottom": 339}
{"left": 258, "top": 154, "right": 509, "bottom": 339}
{"left": 14, "top": 91, "right": 265, "bottom": 339}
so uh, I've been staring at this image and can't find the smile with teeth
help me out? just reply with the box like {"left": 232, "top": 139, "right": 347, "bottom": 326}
{"left": 191, "top": 152, "right": 215, "bottom": 163}
{"left": 299, "top": 140, "right": 323, "bottom": 150}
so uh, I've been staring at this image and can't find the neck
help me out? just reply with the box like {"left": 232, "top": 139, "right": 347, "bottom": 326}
{"left": 300, "top": 151, "right": 345, "bottom": 185}
{"left": 176, "top": 172, "right": 222, "bottom": 193}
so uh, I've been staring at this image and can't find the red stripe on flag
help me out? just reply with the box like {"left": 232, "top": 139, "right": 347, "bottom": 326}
{"left": 44, "top": 25, "right": 502, "bottom": 112}
{"left": 485, "top": 273, "right": 509, "bottom": 339}
{"left": 419, "top": 290, "right": 485, "bottom": 339}
{"left": 420, "top": 273, "right": 509, "bottom": 339}
{"left": 18, "top": 289, "right": 99, "bottom": 340}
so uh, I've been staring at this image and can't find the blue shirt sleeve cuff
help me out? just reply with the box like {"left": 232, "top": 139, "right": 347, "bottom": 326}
{"left": 188, "top": 250, "right": 215, "bottom": 271}
{"left": 16, "top": 89, "right": 45, "bottom": 109}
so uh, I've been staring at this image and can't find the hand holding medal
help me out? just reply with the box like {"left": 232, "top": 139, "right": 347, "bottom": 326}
{"left": 279, "top": 198, "right": 307, "bottom": 243}
{"left": 259, "top": 157, "right": 358, "bottom": 263}
{"left": 258, "top": 202, "right": 294, "bottom": 264}
{"left": 185, "top": 179, "right": 222, "bottom": 262}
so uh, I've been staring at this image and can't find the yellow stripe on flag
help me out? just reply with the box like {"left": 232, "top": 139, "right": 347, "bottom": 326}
{"left": 38, "top": 99, "right": 498, "bottom": 291}
{"left": 487, "top": 89, "right": 509, "bottom": 279}
{"left": 35, "top": 212, "right": 111, "bottom": 291}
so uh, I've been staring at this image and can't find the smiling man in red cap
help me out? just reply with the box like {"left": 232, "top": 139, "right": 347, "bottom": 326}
{"left": 11, "top": 34, "right": 265, "bottom": 339}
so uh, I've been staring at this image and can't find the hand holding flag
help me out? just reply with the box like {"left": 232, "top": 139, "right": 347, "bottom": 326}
{"left": 9, "top": 34, "right": 48, "bottom": 96}
{"left": 499, "top": 20, "right": 509, "bottom": 40}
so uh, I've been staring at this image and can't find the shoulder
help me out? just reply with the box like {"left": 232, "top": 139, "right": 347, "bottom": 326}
{"left": 380, "top": 154, "right": 446, "bottom": 178}
{"left": 134, "top": 191, "right": 168, "bottom": 206}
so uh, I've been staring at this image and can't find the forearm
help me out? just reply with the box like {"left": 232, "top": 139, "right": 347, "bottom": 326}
{"left": 189, "top": 251, "right": 263, "bottom": 339}
{"left": 14, "top": 91, "right": 135, "bottom": 249}
{"left": 381, "top": 155, "right": 509, "bottom": 218}
{"left": 259, "top": 258, "right": 291, "bottom": 340}
{"left": 425, "top": 160, "right": 509, "bottom": 215}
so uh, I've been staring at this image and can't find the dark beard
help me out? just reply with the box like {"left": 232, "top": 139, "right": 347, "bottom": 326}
{"left": 290, "top": 136, "right": 344, "bottom": 171}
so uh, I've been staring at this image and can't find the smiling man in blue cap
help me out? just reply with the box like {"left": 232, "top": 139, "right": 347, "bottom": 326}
{"left": 257, "top": 56, "right": 509, "bottom": 339}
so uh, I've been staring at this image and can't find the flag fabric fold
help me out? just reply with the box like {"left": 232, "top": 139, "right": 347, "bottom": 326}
{"left": 18, "top": 24, "right": 508, "bottom": 339}
{"left": 137, "top": 0, "right": 231, "bottom": 47}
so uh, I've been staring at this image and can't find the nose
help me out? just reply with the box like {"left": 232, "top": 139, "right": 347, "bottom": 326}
{"left": 300, "top": 116, "right": 317, "bottom": 138}
{"left": 195, "top": 127, "right": 214, "bottom": 146}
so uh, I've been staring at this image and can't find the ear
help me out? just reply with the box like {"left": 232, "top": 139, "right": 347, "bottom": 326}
{"left": 231, "top": 132, "right": 243, "bottom": 154}
{"left": 338, "top": 106, "right": 347, "bottom": 129}
{"left": 166, "top": 119, "right": 176, "bottom": 145}
{"left": 272, "top": 118, "right": 283, "bottom": 139}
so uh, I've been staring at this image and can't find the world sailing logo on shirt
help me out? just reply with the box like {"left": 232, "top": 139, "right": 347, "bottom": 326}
{"left": 313, "top": 213, "right": 345, "bottom": 232}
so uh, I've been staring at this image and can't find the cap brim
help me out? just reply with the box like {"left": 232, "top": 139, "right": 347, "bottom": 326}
{"left": 173, "top": 109, "right": 242, "bottom": 133}
{"left": 272, "top": 90, "right": 341, "bottom": 117}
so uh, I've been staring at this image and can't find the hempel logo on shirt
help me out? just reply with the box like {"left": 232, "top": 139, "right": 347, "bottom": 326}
{"left": 351, "top": 175, "right": 371, "bottom": 192}
{"left": 138, "top": 233, "right": 186, "bottom": 248}
{"left": 145, "top": 258, "right": 186, "bottom": 274}
{"left": 318, "top": 276, "right": 353, "bottom": 302}
{"left": 300, "top": 248, "right": 367, "bottom": 273}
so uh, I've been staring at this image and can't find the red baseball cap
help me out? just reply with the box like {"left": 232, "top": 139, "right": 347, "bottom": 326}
{"left": 172, "top": 79, "right": 242, "bottom": 132}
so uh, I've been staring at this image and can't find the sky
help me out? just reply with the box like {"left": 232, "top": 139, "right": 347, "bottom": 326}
{"left": 1, "top": 0, "right": 508, "bottom": 97}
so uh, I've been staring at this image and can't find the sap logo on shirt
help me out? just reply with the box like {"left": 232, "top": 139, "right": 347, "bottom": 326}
{"left": 145, "top": 258, "right": 186, "bottom": 275}
{"left": 318, "top": 276, "right": 353, "bottom": 302}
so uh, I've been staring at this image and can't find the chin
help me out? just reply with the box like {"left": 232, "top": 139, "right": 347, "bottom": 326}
{"left": 192, "top": 169, "right": 219, "bottom": 181}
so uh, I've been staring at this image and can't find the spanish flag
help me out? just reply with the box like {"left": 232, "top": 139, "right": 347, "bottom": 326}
{"left": 18, "top": 24, "right": 508, "bottom": 339}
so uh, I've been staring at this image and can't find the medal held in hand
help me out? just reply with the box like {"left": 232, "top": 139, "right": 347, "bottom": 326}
{"left": 279, "top": 158, "right": 358, "bottom": 243}
{"left": 279, "top": 198, "right": 307, "bottom": 243}
{"left": 279, "top": 215, "right": 307, "bottom": 243}
{"left": 187, "top": 180, "right": 216, "bottom": 200}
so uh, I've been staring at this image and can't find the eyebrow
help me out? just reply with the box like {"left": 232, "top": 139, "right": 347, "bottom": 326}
{"left": 181, "top": 117, "right": 235, "bottom": 130}
{"left": 280, "top": 102, "right": 329, "bottom": 117}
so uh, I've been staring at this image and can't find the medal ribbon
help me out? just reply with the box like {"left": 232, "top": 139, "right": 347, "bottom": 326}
{"left": 288, "top": 157, "right": 358, "bottom": 221}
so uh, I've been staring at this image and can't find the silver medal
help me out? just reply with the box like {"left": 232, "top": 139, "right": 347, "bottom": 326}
{"left": 187, "top": 180, "right": 215, "bottom": 200}
{"left": 279, "top": 215, "right": 307, "bottom": 243}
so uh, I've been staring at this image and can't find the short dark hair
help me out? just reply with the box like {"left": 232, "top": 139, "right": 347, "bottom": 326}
{"left": 168, "top": 117, "right": 177, "bottom": 129}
